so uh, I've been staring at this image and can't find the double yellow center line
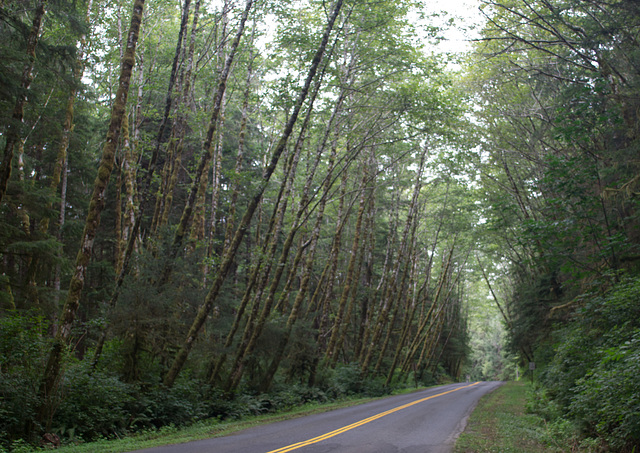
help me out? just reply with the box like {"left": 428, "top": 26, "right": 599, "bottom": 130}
{"left": 266, "top": 382, "right": 480, "bottom": 453}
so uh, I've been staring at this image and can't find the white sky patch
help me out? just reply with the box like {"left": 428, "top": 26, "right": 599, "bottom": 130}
{"left": 415, "top": 0, "right": 484, "bottom": 54}
{"left": 255, "top": 0, "right": 485, "bottom": 55}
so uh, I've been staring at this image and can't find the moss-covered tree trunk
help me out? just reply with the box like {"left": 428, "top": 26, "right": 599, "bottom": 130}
{"left": 361, "top": 149, "right": 427, "bottom": 376}
{"left": 374, "top": 252, "right": 412, "bottom": 375}
{"left": 163, "top": 0, "right": 345, "bottom": 388}
{"left": 35, "top": 0, "right": 144, "bottom": 431}
{"left": 400, "top": 244, "right": 455, "bottom": 377}
{"left": 325, "top": 164, "right": 368, "bottom": 364}
{"left": 260, "top": 147, "right": 334, "bottom": 388}
{"left": 312, "top": 170, "right": 349, "bottom": 348}
{"left": 225, "top": 54, "right": 336, "bottom": 391}
{"left": 40, "top": 0, "right": 93, "bottom": 238}
{"left": 157, "top": 0, "right": 250, "bottom": 287}
{"left": 221, "top": 46, "right": 254, "bottom": 252}
{"left": 385, "top": 250, "right": 423, "bottom": 386}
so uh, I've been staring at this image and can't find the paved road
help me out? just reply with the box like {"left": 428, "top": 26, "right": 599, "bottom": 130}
{"left": 130, "top": 381, "right": 503, "bottom": 453}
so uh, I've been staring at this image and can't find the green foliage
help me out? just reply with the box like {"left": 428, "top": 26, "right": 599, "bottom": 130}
{"left": 320, "top": 363, "right": 391, "bottom": 398}
{"left": 326, "top": 363, "right": 362, "bottom": 397}
{"left": 54, "top": 368, "right": 225, "bottom": 442}
{"left": 124, "top": 377, "right": 211, "bottom": 430}
{"left": 541, "top": 276, "right": 640, "bottom": 450}
{"left": 1, "top": 0, "right": 472, "bottom": 446}
{"left": 0, "top": 312, "right": 49, "bottom": 445}
{"left": 570, "top": 331, "right": 640, "bottom": 450}
{"left": 54, "top": 363, "right": 134, "bottom": 442}
{"left": 470, "top": 1, "right": 640, "bottom": 449}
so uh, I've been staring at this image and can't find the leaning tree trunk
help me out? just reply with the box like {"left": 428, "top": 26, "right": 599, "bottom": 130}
{"left": 209, "top": 61, "right": 338, "bottom": 386}
{"left": 163, "top": 0, "right": 345, "bottom": 388}
{"left": 385, "top": 242, "right": 425, "bottom": 386}
{"left": 207, "top": 141, "right": 302, "bottom": 385}
{"left": 35, "top": 0, "right": 144, "bottom": 430}
{"left": 260, "top": 142, "right": 336, "bottom": 389}
{"left": 149, "top": 0, "right": 191, "bottom": 188}
{"left": 221, "top": 27, "right": 256, "bottom": 252}
{"left": 324, "top": 162, "right": 368, "bottom": 364}
{"left": 41, "top": 1, "right": 92, "bottom": 236}
{"left": 375, "top": 197, "right": 422, "bottom": 377}
{"left": 158, "top": 0, "right": 251, "bottom": 287}
{"left": 361, "top": 149, "right": 427, "bottom": 376}
{"left": 400, "top": 243, "right": 455, "bottom": 377}
{"left": 111, "top": 0, "right": 193, "bottom": 295}
{"left": 225, "top": 51, "right": 337, "bottom": 391}
{"left": 154, "top": 0, "right": 202, "bottom": 234}
{"left": 354, "top": 191, "right": 376, "bottom": 360}
{"left": 92, "top": 0, "right": 197, "bottom": 369}
{"left": 358, "top": 180, "right": 400, "bottom": 363}
{"left": 374, "top": 249, "right": 413, "bottom": 375}
{"left": 313, "top": 172, "right": 348, "bottom": 343}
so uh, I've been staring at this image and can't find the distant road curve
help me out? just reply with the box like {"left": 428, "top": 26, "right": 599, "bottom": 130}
{"left": 130, "top": 381, "right": 503, "bottom": 453}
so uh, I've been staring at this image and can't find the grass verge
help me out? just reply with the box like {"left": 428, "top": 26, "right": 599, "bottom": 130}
{"left": 454, "top": 381, "right": 552, "bottom": 453}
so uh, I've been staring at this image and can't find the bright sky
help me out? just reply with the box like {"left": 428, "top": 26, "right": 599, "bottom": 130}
{"left": 420, "top": 0, "right": 484, "bottom": 54}
{"left": 253, "top": 0, "right": 485, "bottom": 57}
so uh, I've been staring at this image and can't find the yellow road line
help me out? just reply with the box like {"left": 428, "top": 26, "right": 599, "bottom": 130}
{"left": 266, "top": 382, "right": 480, "bottom": 453}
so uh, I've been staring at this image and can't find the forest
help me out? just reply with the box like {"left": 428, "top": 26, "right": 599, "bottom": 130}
{"left": 0, "top": 0, "right": 639, "bottom": 451}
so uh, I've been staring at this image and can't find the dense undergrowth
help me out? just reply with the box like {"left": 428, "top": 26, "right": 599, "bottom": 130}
{"left": 0, "top": 321, "right": 443, "bottom": 452}
{"left": 524, "top": 274, "right": 640, "bottom": 452}
{"left": 455, "top": 381, "right": 608, "bottom": 452}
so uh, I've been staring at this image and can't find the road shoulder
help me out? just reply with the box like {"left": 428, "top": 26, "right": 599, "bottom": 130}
{"left": 454, "top": 381, "right": 551, "bottom": 452}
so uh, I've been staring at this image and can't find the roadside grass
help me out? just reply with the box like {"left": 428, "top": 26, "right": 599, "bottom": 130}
{"left": 454, "top": 380, "right": 600, "bottom": 453}
{"left": 454, "top": 381, "right": 550, "bottom": 453}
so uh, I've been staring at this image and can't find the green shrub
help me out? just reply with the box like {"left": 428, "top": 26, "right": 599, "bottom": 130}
{"left": 53, "top": 362, "right": 134, "bottom": 441}
{"left": 542, "top": 275, "right": 640, "bottom": 451}
{"left": 327, "top": 363, "right": 362, "bottom": 397}
{"left": 125, "top": 377, "right": 211, "bottom": 430}
{"left": 569, "top": 330, "right": 640, "bottom": 450}
{"left": 362, "top": 376, "right": 390, "bottom": 397}
{"left": 205, "top": 388, "right": 246, "bottom": 420}
{"left": 0, "top": 311, "right": 49, "bottom": 445}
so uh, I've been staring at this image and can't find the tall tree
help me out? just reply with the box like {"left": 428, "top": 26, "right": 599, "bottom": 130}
{"left": 163, "top": 0, "right": 345, "bottom": 388}
{"left": 36, "top": 0, "right": 145, "bottom": 429}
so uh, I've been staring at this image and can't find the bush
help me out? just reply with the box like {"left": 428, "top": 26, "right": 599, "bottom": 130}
{"left": 126, "top": 378, "right": 210, "bottom": 429}
{"left": 569, "top": 330, "right": 640, "bottom": 450}
{"left": 205, "top": 388, "right": 247, "bottom": 420}
{"left": 327, "top": 363, "right": 362, "bottom": 397}
{"left": 362, "top": 376, "right": 391, "bottom": 397}
{"left": 0, "top": 311, "right": 49, "bottom": 445}
{"left": 204, "top": 383, "right": 330, "bottom": 421}
{"left": 53, "top": 362, "right": 134, "bottom": 442}
{"left": 542, "top": 275, "right": 640, "bottom": 451}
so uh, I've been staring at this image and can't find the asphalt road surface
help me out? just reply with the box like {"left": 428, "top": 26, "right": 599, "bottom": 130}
{"left": 130, "top": 381, "right": 503, "bottom": 453}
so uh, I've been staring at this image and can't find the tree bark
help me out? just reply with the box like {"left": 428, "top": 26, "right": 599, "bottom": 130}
{"left": 400, "top": 243, "right": 455, "bottom": 377}
{"left": 36, "top": 0, "right": 144, "bottom": 431}
{"left": 325, "top": 161, "right": 368, "bottom": 364}
{"left": 225, "top": 48, "right": 339, "bottom": 390}
{"left": 158, "top": 0, "right": 252, "bottom": 286}
{"left": 163, "top": 0, "right": 345, "bottom": 388}
{"left": 361, "top": 149, "right": 427, "bottom": 375}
